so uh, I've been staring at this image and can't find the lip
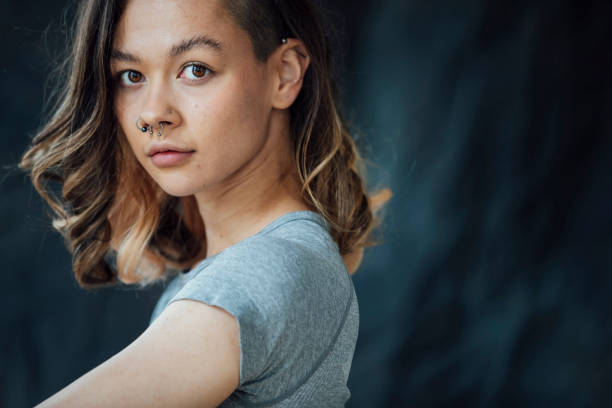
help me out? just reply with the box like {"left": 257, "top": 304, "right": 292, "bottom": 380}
{"left": 146, "top": 142, "right": 195, "bottom": 168}
{"left": 146, "top": 142, "right": 194, "bottom": 157}
{"left": 150, "top": 151, "right": 194, "bottom": 167}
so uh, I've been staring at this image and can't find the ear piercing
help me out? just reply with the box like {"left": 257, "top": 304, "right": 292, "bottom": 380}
{"left": 136, "top": 117, "right": 164, "bottom": 137}
{"left": 281, "top": 37, "right": 287, "bottom": 44}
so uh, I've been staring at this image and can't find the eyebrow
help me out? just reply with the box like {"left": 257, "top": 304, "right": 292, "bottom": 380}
{"left": 111, "top": 34, "right": 223, "bottom": 63}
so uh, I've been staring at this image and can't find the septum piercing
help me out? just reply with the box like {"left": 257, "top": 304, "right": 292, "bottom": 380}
{"left": 136, "top": 117, "right": 164, "bottom": 137}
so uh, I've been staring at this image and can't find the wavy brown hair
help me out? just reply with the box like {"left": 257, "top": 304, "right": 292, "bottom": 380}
{"left": 19, "top": 0, "right": 391, "bottom": 288}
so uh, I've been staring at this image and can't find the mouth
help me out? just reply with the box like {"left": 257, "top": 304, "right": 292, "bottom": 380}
{"left": 150, "top": 150, "right": 195, "bottom": 167}
{"left": 150, "top": 148, "right": 192, "bottom": 155}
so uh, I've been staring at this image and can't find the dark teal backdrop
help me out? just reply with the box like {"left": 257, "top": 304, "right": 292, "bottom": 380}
{"left": 1, "top": 1, "right": 611, "bottom": 407}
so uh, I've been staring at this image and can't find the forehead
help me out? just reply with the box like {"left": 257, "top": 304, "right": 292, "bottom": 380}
{"left": 112, "top": 0, "right": 249, "bottom": 58}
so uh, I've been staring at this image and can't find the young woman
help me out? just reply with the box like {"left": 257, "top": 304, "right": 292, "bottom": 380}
{"left": 21, "top": 0, "right": 390, "bottom": 406}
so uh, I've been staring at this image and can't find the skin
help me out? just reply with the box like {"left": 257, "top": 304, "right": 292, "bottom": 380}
{"left": 36, "top": 0, "right": 311, "bottom": 406}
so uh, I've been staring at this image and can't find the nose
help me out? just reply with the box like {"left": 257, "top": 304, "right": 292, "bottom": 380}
{"left": 138, "top": 82, "right": 181, "bottom": 136}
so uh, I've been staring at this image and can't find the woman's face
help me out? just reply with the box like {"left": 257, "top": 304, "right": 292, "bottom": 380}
{"left": 111, "top": 0, "right": 279, "bottom": 197}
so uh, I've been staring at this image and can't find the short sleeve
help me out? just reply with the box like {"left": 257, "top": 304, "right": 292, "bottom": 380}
{"left": 165, "top": 236, "right": 352, "bottom": 396}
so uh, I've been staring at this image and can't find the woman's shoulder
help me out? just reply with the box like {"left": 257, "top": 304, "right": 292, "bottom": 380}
{"left": 150, "top": 211, "right": 352, "bottom": 324}
{"left": 207, "top": 210, "right": 350, "bottom": 290}
{"left": 179, "top": 210, "right": 354, "bottom": 322}
{"left": 163, "top": 212, "right": 358, "bottom": 387}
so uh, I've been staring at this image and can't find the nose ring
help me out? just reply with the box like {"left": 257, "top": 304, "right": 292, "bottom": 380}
{"left": 136, "top": 116, "right": 149, "bottom": 133}
{"left": 136, "top": 117, "right": 164, "bottom": 137}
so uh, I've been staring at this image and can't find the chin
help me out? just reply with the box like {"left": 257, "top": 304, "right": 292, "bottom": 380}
{"left": 161, "top": 186, "right": 198, "bottom": 197}
{"left": 147, "top": 171, "right": 204, "bottom": 197}
{"left": 152, "top": 171, "right": 220, "bottom": 198}
{"left": 155, "top": 181, "right": 199, "bottom": 198}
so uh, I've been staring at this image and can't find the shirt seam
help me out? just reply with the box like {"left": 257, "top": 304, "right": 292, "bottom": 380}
{"left": 258, "top": 214, "right": 328, "bottom": 237}
{"left": 185, "top": 213, "right": 327, "bottom": 278}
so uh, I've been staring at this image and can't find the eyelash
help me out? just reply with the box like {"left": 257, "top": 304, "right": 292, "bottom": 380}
{"left": 115, "top": 63, "right": 213, "bottom": 87}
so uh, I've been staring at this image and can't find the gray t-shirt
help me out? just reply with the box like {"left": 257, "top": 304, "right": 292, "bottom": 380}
{"left": 149, "top": 210, "right": 359, "bottom": 407}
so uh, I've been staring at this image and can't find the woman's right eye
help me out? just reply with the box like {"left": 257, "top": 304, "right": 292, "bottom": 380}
{"left": 117, "top": 70, "right": 144, "bottom": 86}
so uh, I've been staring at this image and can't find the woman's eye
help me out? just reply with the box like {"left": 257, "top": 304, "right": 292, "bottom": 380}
{"left": 118, "top": 70, "right": 143, "bottom": 85}
{"left": 180, "top": 64, "right": 212, "bottom": 81}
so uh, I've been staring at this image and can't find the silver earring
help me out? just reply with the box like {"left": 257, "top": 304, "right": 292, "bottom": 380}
{"left": 281, "top": 37, "right": 287, "bottom": 44}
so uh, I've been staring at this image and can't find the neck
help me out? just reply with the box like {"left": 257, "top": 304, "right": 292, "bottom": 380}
{"left": 193, "top": 111, "right": 310, "bottom": 258}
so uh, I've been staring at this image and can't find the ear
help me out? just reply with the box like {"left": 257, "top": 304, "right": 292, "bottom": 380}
{"left": 271, "top": 39, "right": 311, "bottom": 110}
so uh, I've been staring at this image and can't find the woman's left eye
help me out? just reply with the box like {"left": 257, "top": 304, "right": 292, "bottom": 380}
{"left": 180, "top": 64, "right": 213, "bottom": 81}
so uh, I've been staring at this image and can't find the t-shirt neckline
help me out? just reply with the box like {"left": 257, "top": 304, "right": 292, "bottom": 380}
{"left": 182, "top": 210, "right": 327, "bottom": 275}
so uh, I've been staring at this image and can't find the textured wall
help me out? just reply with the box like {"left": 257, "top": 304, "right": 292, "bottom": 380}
{"left": 1, "top": 1, "right": 611, "bottom": 407}
{"left": 346, "top": 1, "right": 612, "bottom": 406}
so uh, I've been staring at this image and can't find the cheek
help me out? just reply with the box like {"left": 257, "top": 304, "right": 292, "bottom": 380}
{"left": 114, "top": 101, "right": 148, "bottom": 164}
{"left": 200, "top": 76, "right": 269, "bottom": 141}
{"left": 193, "top": 85, "right": 269, "bottom": 176}
{"left": 114, "top": 99, "right": 130, "bottom": 141}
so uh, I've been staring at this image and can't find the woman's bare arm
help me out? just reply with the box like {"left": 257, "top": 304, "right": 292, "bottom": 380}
{"left": 35, "top": 299, "right": 241, "bottom": 407}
